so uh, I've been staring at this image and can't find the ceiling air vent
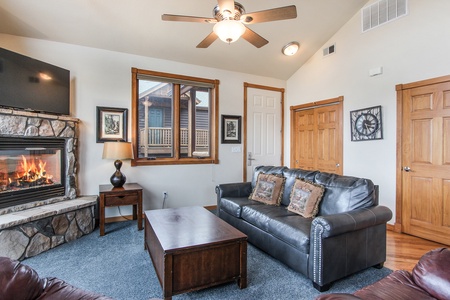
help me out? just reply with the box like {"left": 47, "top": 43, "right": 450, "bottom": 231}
{"left": 323, "top": 44, "right": 335, "bottom": 57}
{"left": 362, "top": 0, "right": 408, "bottom": 32}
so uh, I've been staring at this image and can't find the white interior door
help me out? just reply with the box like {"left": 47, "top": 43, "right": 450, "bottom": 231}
{"left": 246, "top": 87, "right": 282, "bottom": 181}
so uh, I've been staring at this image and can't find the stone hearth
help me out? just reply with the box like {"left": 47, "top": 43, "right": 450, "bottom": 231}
{"left": 0, "top": 108, "right": 97, "bottom": 260}
{"left": 0, "top": 197, "right": 96, "bottom": 260}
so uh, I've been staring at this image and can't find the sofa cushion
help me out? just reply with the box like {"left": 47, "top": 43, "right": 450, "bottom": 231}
{"left": 412, "top": 247, "right": 450, "bottom": 300}
{"left": 287, "top": 179, "right": 324, "bottom": 218}
{"left": 268, "top": 215, "right": 312, "bottom": 253}
{"left": 282, "top": 168, "right": 319, "bottom": 206}
{"left": 249, "top": 173, "right": 285, "bottom": 205}
{"left": 314, "top": 172, "right": 376, "bottom": 215}
{"left": 220, "top": 197, "right": 262, "bottom": 218}
{"left": 241, "top": 204, "right": 292, "bottom": 232}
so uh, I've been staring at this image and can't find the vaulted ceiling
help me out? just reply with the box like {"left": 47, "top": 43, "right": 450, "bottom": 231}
{"left": 0, "top": 0, "right": 369, "bottom": 80}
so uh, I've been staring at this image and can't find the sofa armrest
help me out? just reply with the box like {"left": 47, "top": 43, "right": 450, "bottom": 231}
{"left": 309, "top": 205, "right": 392, "bottom": 289}
{"left": 215, "top": 182, "right": 252, "bottom": 208}
{"left": 311, "top": 205, "right": 392, "bottom": 238}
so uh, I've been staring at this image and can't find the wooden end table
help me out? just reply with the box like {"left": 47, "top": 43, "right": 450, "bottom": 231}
{"left": 144, "top": 206, "right": 247, "bottom": 300}
{"left": 98, "top": 183, "right": 143, "bottom": 236}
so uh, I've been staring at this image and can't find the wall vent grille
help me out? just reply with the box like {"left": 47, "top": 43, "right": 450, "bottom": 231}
{"left": 323, "top": 44, "right": 335, "bottom": 57}
{"left": 362, "top": 0, "right": 408, "bottom": 32}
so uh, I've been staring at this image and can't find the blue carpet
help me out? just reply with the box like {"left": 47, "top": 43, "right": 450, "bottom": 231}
{"left": 24, "top": 221, "right": 391, "bottom": 300}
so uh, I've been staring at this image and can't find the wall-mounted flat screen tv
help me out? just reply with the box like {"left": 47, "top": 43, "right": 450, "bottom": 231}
{"left": 0, "top": 47, "right": 70, "bottom": 115}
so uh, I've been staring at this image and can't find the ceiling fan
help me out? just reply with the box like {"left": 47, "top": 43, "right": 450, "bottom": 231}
{"left": 162, "top": 0, "right": 297, "bottom": 48}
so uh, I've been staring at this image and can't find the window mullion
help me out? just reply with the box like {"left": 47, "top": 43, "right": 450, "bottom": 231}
{"left": 173, "top": 84, "right": 181, "bottom": 160}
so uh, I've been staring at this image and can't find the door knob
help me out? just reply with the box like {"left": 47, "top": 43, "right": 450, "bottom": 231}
{"left": 403, "top": 166, "right": 411, "bottom": 172}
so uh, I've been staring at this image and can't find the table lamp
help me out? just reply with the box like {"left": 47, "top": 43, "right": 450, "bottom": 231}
{"left": 102, "top": 142, "right": 134, "bottom": 188}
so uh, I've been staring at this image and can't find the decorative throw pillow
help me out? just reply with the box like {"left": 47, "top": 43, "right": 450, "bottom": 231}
{"left": 287, "top": 178, "right": 325, "bottom": 218}
{"left": 249, "top": 173, "right": 286, "bottom": 205}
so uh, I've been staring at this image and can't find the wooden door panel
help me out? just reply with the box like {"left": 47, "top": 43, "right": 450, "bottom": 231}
{"left": 291, "top": 97, "right": 342, "bottom": 174}
{"left": 316, "top": 105, "right": 340, "bottom": 173}
{"left": 443, "top": 180, "right": 450, "bottom": 227}
{"left": 411, "top": 119, "right": 433, "bottom": 163}
{"left": 400, "top": 78, "right": 450, "bottom": 245}
{"left": 294, "top": 109, "right": 315, "bottom": 170}
{"left": 410, "top": 176, "right": 432, "bottom": 222}
{"left": 444, "top": 118, "right": 450, "bottom": 164}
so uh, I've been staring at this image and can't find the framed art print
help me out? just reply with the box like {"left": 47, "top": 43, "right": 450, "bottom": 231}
{"left": 350, "top": 105, "right": 383, "bottom": 141}
{"left": 96, "top": 106, "right": 128, "bottom": 143}
{"left": 221, "top": 115, "right": 241, "bottom": 144}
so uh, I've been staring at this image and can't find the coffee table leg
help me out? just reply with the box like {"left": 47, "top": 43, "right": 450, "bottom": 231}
{"left": 163, "top": 254, "right": 173, "bottom": 300}
{"left": 238, "top": 241, "right": 247, "bottom": 288}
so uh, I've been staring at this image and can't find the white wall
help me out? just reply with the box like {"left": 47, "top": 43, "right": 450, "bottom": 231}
{"left": 286, "top": 0, "right": 450, "bottom": 223}
{"left": 0, "top": 34, "right": 285, "bottom": 217}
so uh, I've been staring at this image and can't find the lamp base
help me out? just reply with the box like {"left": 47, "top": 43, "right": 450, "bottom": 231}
{"left": 110, "top": 171, "right": 126, "bottom": 188}
{"left": 110, "top": 159, "right": 126, "bottom": 188}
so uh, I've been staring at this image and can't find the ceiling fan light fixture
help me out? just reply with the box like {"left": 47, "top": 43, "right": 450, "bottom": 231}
{"left": 213, "top": 20, "right": 246, "bottom": 44}
{"left": 282, "top": 41, "right": 300, "bottom": 56}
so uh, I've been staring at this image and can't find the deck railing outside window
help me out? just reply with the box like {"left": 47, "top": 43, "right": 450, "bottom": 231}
{"left": 139, "top": 127, "right": 209, "bottom": 147}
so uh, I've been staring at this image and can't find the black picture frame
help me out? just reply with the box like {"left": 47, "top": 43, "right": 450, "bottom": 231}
{"left": 350, "top": 105, "right": 383, "bottom": 141}
{"left": 96, "top": 106, "right": 128, "bottom": 143}
{"left": 221, "top": 115, "right": 241, "bottom": 144}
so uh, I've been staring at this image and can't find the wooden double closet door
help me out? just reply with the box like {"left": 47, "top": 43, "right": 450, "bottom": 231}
{"left": 290, "top": 96, "right": 343, "bottom": 175}
{"left": 397, "top": 75, "right": 450, "bottom": 245}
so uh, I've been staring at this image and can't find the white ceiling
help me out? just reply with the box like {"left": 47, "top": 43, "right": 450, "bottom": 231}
{"left": 0, "top": 0, "right": 369, "bottom": 80}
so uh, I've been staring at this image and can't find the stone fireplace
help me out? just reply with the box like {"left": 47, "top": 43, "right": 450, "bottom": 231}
{"left": 0, "top": 108, "right": 96, "bottom": 260}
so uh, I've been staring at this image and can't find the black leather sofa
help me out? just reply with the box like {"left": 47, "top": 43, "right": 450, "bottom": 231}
{"left": 215, "top": 166, "right": 392, "bottom": 291}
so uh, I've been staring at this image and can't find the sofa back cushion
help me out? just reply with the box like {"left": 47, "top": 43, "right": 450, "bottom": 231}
{"left": 252, "top": 166, "right": 287, "bottom": 188}
{"left": 282, "top": 168, "right": 319, "bottom": 206}
{"left": 412, "top": 247, "right": 450, "bottom": 300}
{"left": 314, "top": 172, "right": 376, "bottom": 215}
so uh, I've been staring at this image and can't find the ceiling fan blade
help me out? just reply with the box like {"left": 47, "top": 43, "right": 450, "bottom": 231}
{"left": 241, "top": 5, "right": 297, "bottom": 24}
{"left": 242, "top": 27, "right": 269, "bottom": 48}
{"left": 217, "top": 0, "right": 235, "bottom": 15}
{"left": 196, "top": 32, "right": 218, "bottom": 48}
{"left": 162, "top": 14, "right": 217, "bottom": 23}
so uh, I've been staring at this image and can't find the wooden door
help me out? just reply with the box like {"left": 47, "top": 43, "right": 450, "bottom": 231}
{"left": 290, "top": 97, "right": 343, "bottom": 174}
{"left": 397, "top": 75, "right": 450, "bottom": 245}
{"left": 244, "top": 83, "right": 284, "bottom": 181}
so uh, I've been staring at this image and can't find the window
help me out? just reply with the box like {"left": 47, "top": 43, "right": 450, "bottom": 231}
{"left": 131, "top": 68, "right": 219, "bottom": 166}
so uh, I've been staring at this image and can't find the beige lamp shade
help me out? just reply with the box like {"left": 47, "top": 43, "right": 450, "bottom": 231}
{"left": 102, "top": 142, "right": 134, "bottom": 160}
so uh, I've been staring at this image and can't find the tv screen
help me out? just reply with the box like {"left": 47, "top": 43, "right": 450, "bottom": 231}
{"left": 0, "top": 47, "right": 70, "bottom": 115}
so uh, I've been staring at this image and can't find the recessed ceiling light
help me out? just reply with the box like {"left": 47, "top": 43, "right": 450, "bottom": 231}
{"left": 282, "top": 41, "right": 300, "bottom": 56}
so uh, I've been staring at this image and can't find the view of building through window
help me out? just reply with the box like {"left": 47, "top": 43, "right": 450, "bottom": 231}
{"left": 132, "top": 68, "right": 218, "bottom": 165}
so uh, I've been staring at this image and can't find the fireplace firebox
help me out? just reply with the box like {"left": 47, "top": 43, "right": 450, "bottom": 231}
{"left": 0, "top": 137, "right": 66, "bottom": 209}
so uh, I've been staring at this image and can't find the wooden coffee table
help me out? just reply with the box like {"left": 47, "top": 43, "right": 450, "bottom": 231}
{"left": 144, "top": 206, "right": 247, "bottom": 300}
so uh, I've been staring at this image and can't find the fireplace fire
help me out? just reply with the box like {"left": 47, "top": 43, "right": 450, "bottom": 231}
{"left": 3, "top": 154, "right": 58, "bottom": 191}
{"left": 0, "top": 137, "right": 66, "bottom": 209}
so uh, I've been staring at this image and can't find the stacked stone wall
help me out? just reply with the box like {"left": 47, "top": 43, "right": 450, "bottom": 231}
{"left": 0, "top": 206, "right": 95, "bottom": 260}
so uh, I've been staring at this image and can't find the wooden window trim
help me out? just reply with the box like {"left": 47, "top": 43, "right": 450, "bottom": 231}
{"left": 131, "top": 68, "right": 219, "bottom": 166}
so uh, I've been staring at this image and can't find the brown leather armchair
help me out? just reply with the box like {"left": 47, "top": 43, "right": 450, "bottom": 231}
{"left": 0, "top": 256, "right": 112, "bottom": 300}
{"left": 316, "top": 247, "right": 450, "bottom": 300}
